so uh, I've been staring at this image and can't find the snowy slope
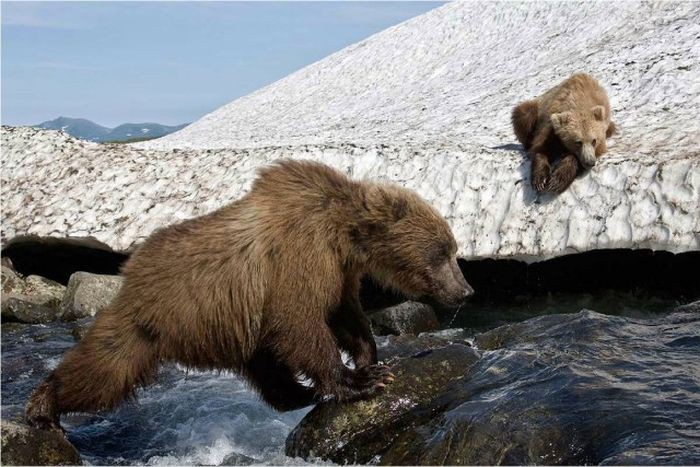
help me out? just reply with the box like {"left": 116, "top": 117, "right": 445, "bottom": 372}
{"left": 138, "top": 1, "right": 700, "bottom": 155}
{"left": 2, "top": 1, "right": 700, "bottom": 260}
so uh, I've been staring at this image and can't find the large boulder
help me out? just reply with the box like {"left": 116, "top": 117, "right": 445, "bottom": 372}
{"left": 287, "top": 343, "right": 479, "bottom": 463}
{"left": 286, "top": 309, "right": 700, "bottom": 465}
{"left": 1, "top": 265, "right": 19, "bottom": 293}
{"left": 368, "top": 301, "right": 439, "bottom": 335}
{"left": 59, "top": 272, "right": 122, "bottom": 320}
{"left": 1, "top": 266, "right": 65, "bottom": 323}
{"left": 1, "top": 420, "right": 81, "bottom": 465}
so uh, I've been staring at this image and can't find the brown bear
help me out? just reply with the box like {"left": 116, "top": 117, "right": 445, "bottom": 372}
{"left": 511, "top": 73, "right": 617, "bottom": 193}
{"left": 26, "top": 159, "right": 473, "bottom": 431}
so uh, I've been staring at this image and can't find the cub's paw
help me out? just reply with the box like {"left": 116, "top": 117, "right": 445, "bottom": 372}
{"left": 546, "top": 171, "right": 575, "bottom": 194}
{"left": 531, "top": 170, "right": 549, "bottom": 192}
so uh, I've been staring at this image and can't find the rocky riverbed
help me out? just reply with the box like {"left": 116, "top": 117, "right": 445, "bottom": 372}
{"left": 1, "top": 265, "right": 698, "bottom": 465}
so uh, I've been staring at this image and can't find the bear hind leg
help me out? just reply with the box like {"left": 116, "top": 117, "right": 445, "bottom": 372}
{"left": 25, "top": 377, "right": 62, "bottom": 432}
{"left": 26, "top": 313, "right": 159, "bottom": 430}
{"left": 512, "top": 100, "right": 539, "bottom": 150}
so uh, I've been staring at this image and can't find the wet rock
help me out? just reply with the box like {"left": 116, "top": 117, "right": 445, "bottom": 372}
{"left": 368, "top": 301, "right": 439, "bottom": 335}
{"left": 287, "top": 310, "right": 700, "bottom": 465}
{"left": 219, "top": 452, "right": 257, "bottom": 465}
{"left": 1, "top": 420, "right": 81, "bottom": 465}
{"left": 286, "top": 342, "right": 479, "bottom": 463}
{"left": 60, "top": 272, "right": 122, "bottom": 320}
{"left": 1, "top": 267, "right": 65, "bottom": 323}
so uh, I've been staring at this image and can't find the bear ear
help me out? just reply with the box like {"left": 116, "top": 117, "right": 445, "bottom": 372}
{"left": 550, "top": 112, "right": 570, "bottom": 131}
{"left": 606, "top": 121, "right": 618, "bottom": 138}
{"left": 364, "top": 184, "right": 408, "bottom": 222}
{"left": 591, "top": 105, "right": 606, "bottom": 121}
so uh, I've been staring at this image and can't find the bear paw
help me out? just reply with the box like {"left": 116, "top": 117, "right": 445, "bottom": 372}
{"left": 352, "top": 364, "right": 395, "bottom": 388}
{"left": 335, "top": 364, "right": 395, "bottom": 402}
{"left": 531, "top": 170, "right": 550, "bottom": 192}
{"left": 546, "top": 169, "right": 576, "bottom": 194}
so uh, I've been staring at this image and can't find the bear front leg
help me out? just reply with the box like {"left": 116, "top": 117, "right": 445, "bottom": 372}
{"left": 546, "top": 154, "right": 580, "bottom": 194}
{"left": 530, "top": 152, "right": 551, "bottom": 192}
{"left": 245, "top": 348, "right": 321, "bottom": 411}
{"left": 269, "top": 322, "right": 393, "bottom": 404}
{"left": 329, "top": 288, "right": 377, "bottom": 368}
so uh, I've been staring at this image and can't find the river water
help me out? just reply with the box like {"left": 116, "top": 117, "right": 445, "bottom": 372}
{"left": 1, "top": 289, "right": 696, "bottom": 465}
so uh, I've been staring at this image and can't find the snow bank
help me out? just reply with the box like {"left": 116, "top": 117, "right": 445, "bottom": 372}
{"left": 2, "top": 1, "right": 699, "bottom": 260}
{"left": 138, "top": 1, "right": 700, "bottom": 153}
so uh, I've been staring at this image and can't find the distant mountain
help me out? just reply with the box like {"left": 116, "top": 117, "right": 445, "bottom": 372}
{"left": 34, "top": 117, "right": 188, "bottom": 143}
{"left": 35, "top": 117, "right": 110, "bottom": 141}
{"left": 107, "top": 123, "right": 189, "bottom": 142}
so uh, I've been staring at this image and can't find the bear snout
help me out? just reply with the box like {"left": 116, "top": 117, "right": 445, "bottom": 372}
{"left": 463, "top": 282, "right": 475, "bottom": 298}
{"left": 434, "top": 258, "right": 474, "bottom": 307}
{"left": 579, "top": 145, "right": 597, "bottom": 169}
{"left": 453, "top": 281, "right": 474, "bottom": 305}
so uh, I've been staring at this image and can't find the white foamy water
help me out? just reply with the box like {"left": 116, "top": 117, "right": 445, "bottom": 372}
{"left": 63, "top": 365, "right": 315, "bottom": 465}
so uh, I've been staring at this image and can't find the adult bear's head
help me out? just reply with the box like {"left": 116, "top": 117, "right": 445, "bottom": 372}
{"left": 351, "top": 183, "right": 473, "bottom": 309}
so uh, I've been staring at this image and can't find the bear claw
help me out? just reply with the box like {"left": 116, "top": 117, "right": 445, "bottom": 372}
{"left": 532, "top": 176, "right": 548, "bottom": 192}
{"left": 351, "top": 364, "right": 395, "bottom": 389}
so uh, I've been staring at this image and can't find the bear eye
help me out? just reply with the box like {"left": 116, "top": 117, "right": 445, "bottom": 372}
{"left": 576, "top": 140, "right": 582, "bottom": 146}
{"left": 429, "top": 241, "right": 451, "bottom": 266}
{"left": 591, "top": 139, "right": 597, "bottom": 146}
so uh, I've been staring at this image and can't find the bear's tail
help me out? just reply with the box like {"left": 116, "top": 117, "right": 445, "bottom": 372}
{"left": 26, "top": 310, "right": 159, "bottom": 431}
{"left": 511, "top": 100, "right": 539, "bottom": 150}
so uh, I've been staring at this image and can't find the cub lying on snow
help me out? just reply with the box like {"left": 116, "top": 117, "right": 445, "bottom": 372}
{"left": 512, "top": 73, "right": 617, "bottom": 193}
{"left": 26, "top": 159, "right": 473, "bottom": 432}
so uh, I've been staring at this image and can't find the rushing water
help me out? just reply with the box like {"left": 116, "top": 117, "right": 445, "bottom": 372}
{"left": 0, "top": 290, "right": 695, "bottom": 465}
{"left": 1, "top": 322, "right": 311, "bottom": 465}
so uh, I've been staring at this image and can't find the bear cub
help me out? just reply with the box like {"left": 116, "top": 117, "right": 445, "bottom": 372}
{"left": 512, "top": 73, "right": 617, "bottom": 193}
{"left": 26, "top": 159, "right": 473, "bottom": 432}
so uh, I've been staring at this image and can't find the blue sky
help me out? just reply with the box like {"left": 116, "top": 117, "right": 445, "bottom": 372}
{"left": 1, "top": 1, "right": 442, "bottom": 127}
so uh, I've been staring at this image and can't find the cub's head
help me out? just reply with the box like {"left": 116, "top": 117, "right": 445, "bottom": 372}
{"left": 551, "top": 106, "right": 617, "bottom": 169}
{"left": 352, "top": 183, "right": 473, "bottom": 309}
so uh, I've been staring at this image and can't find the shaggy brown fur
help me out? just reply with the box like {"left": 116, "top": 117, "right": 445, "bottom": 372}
{"left": 512, "top": 73, "right": 617, "bottom": 193}
{"left": 26, "top": 160, "right": 473, "bottom": 431}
